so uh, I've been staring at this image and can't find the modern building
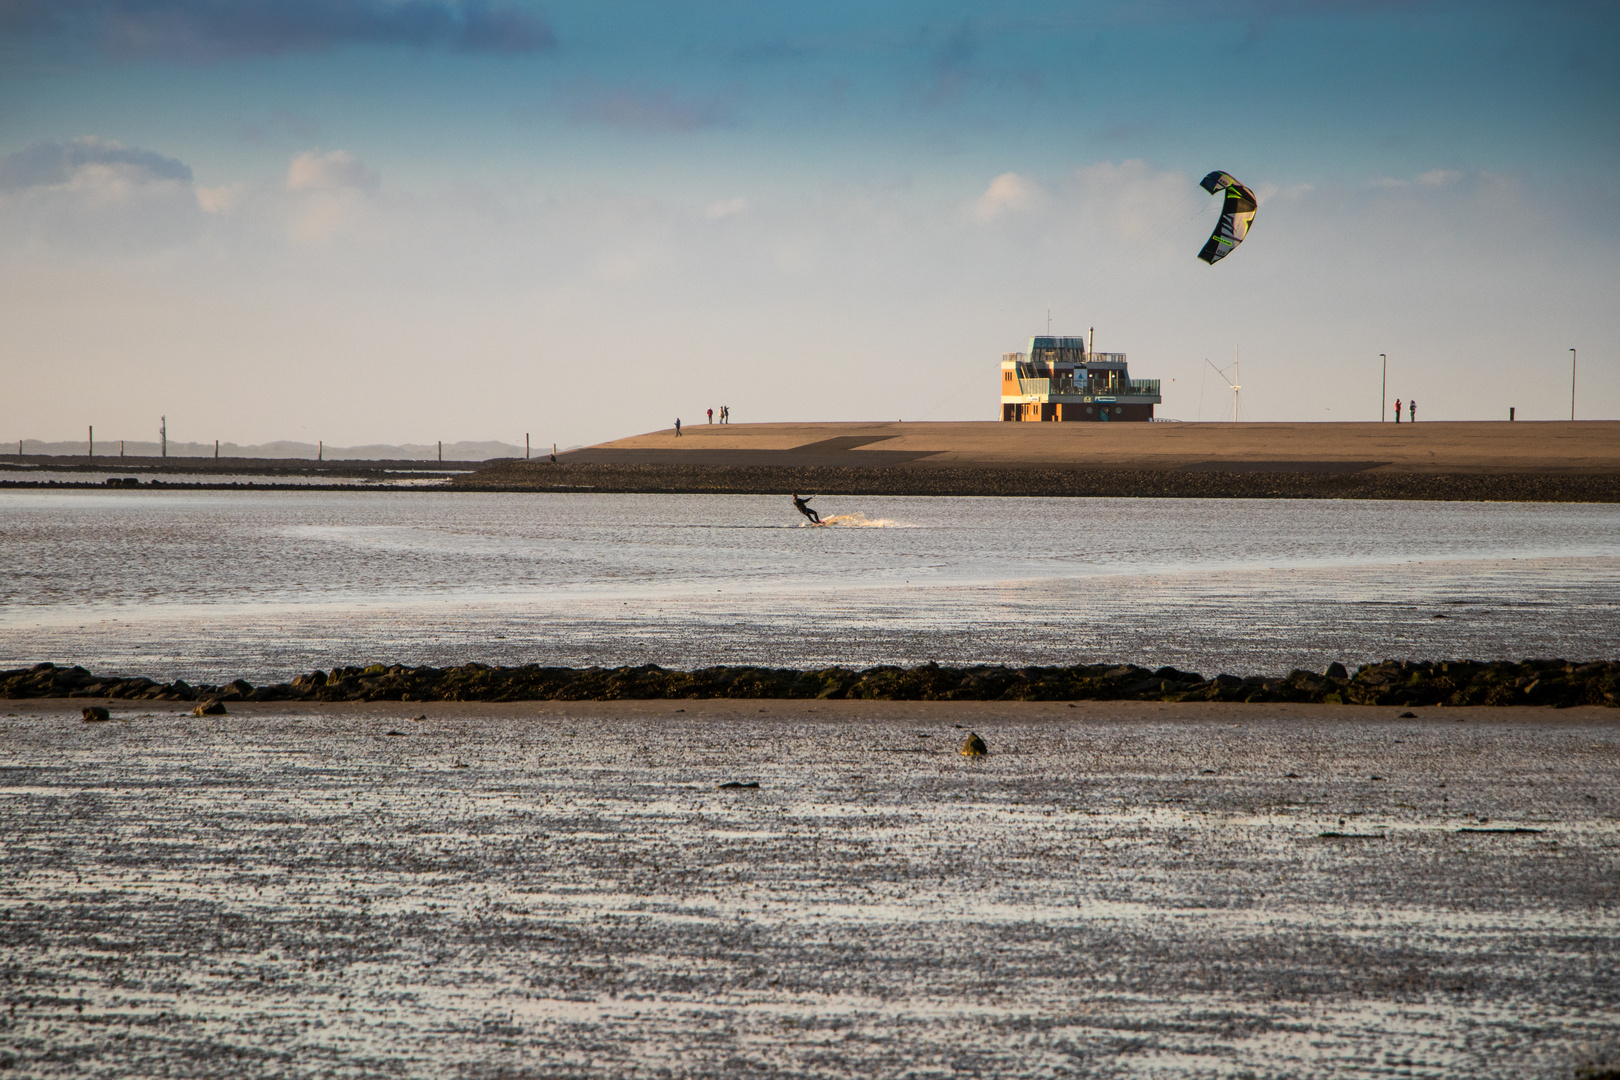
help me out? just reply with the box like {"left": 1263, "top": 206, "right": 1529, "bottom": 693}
{"left": 1000, "top": 335, "right": 1162, "bottom": 421}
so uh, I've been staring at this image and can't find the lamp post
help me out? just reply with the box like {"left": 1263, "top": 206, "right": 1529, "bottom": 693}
{"left": 1570, "top": 348, "right": 1577, "bottom": 421}
{"left": 1380, "top": 354, "right": 1387, "bottom": 422}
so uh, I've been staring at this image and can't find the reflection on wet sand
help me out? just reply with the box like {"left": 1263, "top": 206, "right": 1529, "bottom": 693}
{"left": 2, "top": 703, "right": 1615, "bottom": 1078}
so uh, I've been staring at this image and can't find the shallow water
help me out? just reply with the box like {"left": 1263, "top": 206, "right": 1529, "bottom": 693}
{"left": 1, "top": 490, "right": 1617, "bottom": 682}
{"left": 1, "top": 705, "right": 1616, "bottom": 1078}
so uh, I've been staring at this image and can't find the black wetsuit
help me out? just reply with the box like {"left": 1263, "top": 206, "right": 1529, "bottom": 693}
{"left": 792, "top": 495, "right": 821, "bottom": 524}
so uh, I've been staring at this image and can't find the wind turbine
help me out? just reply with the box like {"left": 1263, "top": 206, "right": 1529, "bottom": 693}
{"left": 1205, "top": 356, "right": 1241, "bottom": 422}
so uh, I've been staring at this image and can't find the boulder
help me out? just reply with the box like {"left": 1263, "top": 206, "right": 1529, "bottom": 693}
{"left": 960, "top": 732, "right": 988, "bottom": 757}
{"left": 291, "top": 671, "right": 327, "bottom": 691}
{"left": 193, "top": 701, "right": 227, "bottom": 716}
{"left": 81, "top": 706, "right": 111, "bottom": 722}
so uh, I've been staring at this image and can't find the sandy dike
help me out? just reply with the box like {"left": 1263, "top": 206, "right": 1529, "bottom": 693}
{"left": 2, "top": 699, "right": 1617, "bottom": 1079}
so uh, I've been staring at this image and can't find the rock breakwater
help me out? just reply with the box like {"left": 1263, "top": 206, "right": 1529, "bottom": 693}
{"left": 5, "top": 658, "right": 1617, "bottom": 707}
{"left": 456, "top": 462, "right": 1620, "bottom": 502}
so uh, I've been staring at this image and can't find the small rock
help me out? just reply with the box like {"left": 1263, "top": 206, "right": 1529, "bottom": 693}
{"left": 193, "top": 701, "right": 227, "bottom": 716}
{"left": 385, "top": 730, "right": 407, "bottom": 736}
{"left": 960, "top": 733, "right": 988, "bottom": 757}
{"left": 717, "top": 780, "right": 759, "bottom": 789}
{"left": 1399, "top": 711, "right": 1418, "bottom": 718}
{"left": 81, "top": 706, "right": 111, "bottom": 722}
{"left": 1325, "top": 662, "right": 1349, "bottom": 680}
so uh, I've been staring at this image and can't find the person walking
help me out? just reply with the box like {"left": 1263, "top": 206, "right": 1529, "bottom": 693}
{"left": 721, "top": 405, "right": 728, "bottom": 424}
{"left": 674, "top": 418, "right": 682, "bottom": 437}
{"left": 1409, "top": 399, "right": 1417, "bottom": 422}
{"left": 1394, "top": 399, "right": 1402, "bottom": 423}
{"left": 707, "top": 408, "right": 714, "bottom": 424}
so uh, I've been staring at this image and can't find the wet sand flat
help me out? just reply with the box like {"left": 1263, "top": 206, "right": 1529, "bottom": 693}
{"left": 2, "top": 701, "right": 1617, "bottom": 1078}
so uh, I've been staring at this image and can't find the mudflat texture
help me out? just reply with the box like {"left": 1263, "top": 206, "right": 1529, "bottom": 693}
{"left": 2, "top": 700, "right": 1617, "bottom": 1079}
{"left": 460, "top": 421, "right": 1620, "bottom": 500}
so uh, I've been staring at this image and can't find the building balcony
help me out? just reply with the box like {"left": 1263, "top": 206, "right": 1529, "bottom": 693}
{"left": 1012, "top": 377, "right": 1161, "bottom": 400}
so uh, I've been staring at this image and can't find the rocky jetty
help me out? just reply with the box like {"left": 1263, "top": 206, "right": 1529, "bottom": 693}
{"left": 4, "top": 659, "right": 1617, "bottom": 708}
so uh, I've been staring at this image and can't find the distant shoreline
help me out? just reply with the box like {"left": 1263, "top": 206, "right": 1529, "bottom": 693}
{"left": 7, "top": 464, "right": 1617, "bottom": 500}
{"left": 10, "top": 420, "right": 1620, "bottom": 501}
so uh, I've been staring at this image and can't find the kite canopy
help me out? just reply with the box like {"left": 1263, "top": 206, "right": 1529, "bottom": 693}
{"left": 1197, "top": 170, "right": 1258, "bottom": 265}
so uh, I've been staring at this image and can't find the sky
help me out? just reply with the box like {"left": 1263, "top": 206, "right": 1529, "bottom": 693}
{"left": 2, "top": 0, "right": 1617, "bottom": 450}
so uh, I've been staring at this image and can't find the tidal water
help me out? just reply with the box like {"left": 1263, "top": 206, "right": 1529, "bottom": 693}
{"left": 2, "top": 490, "right": 1617, "bottom": 682}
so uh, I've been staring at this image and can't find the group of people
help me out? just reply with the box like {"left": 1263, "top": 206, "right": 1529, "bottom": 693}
{"left": 673, "top": 406, "right": 730, "bottom": 436}
{"left": 1394, "top": 399, "right": 1418, "bottom": 423}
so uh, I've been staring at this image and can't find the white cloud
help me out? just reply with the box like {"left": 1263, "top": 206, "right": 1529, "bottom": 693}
{"left": 971, "top": 171, "right": 1043, "bottom": 221}
{"left": 195, "top": 184, "right": 242, "bottom": 214}
{"left": 1417, "top": 168, "right": 1462, "bottom": 187}
{"left": 0, "top": 136, "right": 201, "bottom": 250}
{"left": 286, "top": 150, "right": 379, "bottom": 192}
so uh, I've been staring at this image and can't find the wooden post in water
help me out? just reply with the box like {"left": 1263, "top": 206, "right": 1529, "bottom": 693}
{"left": 160, "top": 416, "right": 166, "bottom": 458}
{"left": 438, "top": 441, "right": 442, "bottom": 462}
{"left": 120, "top": 440, "right": 124, "bottom": 458}
{"left": 88, "top": 426, "right": 93, "bottom": 457}
{"left": 214, "top": 439, "right": 219, "bottom": 459}
{"left": 318, "top": 440, "right": 322, "bottom": 462}
{"left": 526, "top": 433, "right": 530, "bottom": 459}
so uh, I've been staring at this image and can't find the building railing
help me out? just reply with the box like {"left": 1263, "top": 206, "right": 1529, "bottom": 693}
{"left": 1015, "top": 378, "right": 1161, "bottom": 398}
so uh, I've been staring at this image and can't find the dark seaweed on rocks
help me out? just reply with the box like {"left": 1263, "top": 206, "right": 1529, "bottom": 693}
{"left": 3, "top": 659, "right": 1617, "bottom": 707}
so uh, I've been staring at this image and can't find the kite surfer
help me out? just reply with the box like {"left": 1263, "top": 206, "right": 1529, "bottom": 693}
{"left": 791, "top": 493, "right": 821, "bottom": 525}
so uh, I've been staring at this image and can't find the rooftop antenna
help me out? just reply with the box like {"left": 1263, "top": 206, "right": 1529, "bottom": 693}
{"left": 1088, "top": 326, "right": 1094, "bottom": 357}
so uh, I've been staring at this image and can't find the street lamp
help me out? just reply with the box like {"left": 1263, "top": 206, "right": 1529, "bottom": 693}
{"left": 1571, "top": 348, "right": 1577, "bottom": 421}
{"left": 1380, "top": 354, "right": 1387, "bottom": 422}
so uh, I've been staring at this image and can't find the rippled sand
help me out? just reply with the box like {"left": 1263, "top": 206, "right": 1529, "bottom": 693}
{"left": 2, "top": 700, "right": 1617, "bottom": 1078}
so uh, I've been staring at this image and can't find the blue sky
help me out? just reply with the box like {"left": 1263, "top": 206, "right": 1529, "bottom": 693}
{"left": 2, "top": 0, "right": 1616, "bottom": 447}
